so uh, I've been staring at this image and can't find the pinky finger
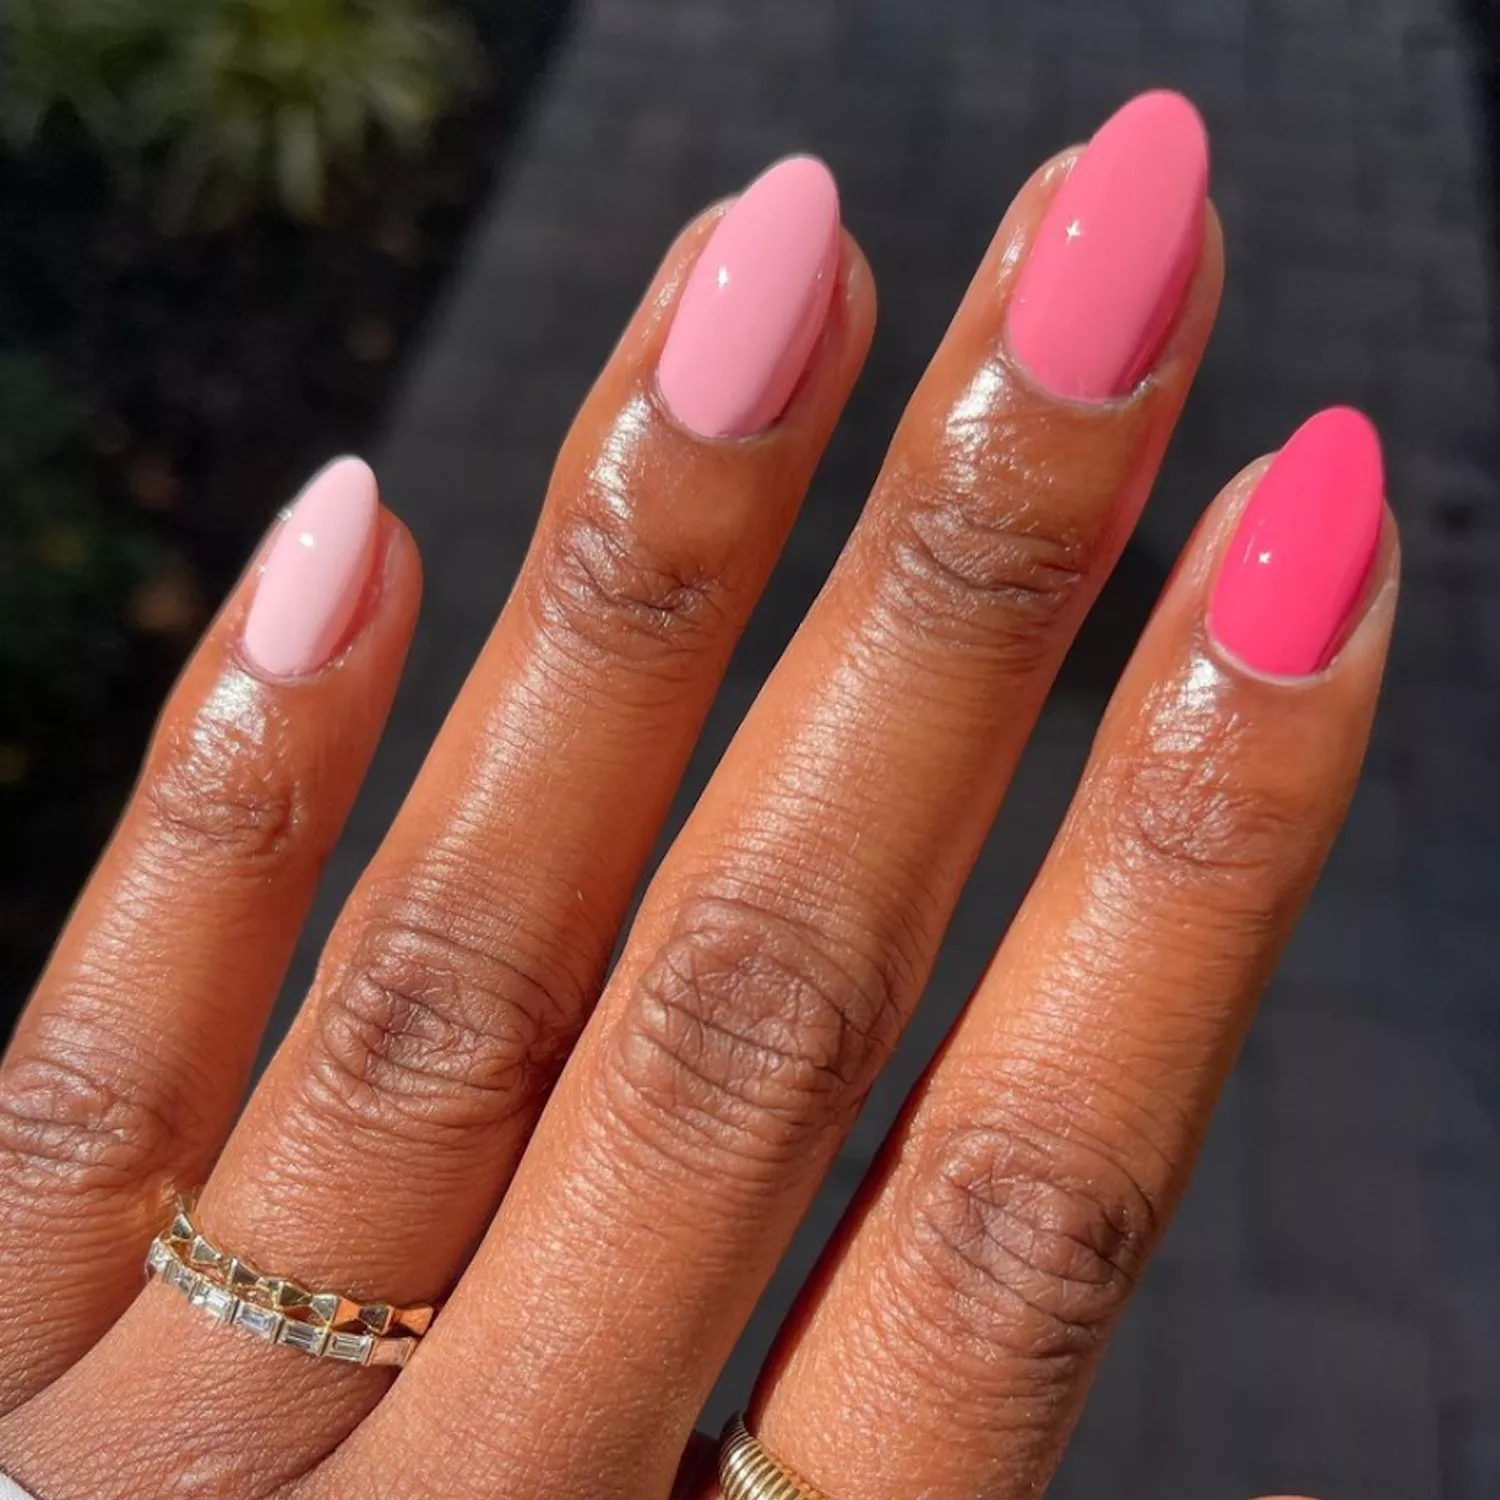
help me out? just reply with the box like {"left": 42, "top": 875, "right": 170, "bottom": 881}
{"left": 0, "top": 458, "right": 419, "bottom": 1407}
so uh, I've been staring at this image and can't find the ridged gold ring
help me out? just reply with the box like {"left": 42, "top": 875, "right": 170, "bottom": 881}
{"left": 719, "top": 1414, "right": 829, "bottom": 1500}
{"left": 144, "top": 1198, "right": 431, "bottom": 1368}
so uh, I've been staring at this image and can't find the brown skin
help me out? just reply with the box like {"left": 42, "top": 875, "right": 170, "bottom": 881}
{"left": 0, "top": 145, "right": 1391, "bottom": 1500}
{"left": 0, "top": 511, "right": 422, "bottom": 1410}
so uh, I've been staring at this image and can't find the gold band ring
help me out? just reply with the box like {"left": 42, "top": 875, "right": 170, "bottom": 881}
{"left": 719, "top": 1414, "right": 830, "bottom": 1500}
{"left": 144, "top": 1198, "right": 432, "bottom": 1368}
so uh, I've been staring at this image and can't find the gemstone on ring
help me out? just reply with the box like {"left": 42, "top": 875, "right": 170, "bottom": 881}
{"left": 162, "top": 1259, "right": 197, "bottom": 1294}
{"left": 326, "top": 1332, "right": 374, "bottom": 1365}
{"left": 146, "top": 1199, "right": 434, "bottom": 1367}
{"left": 189, "top": 1280, "right": 238, "bottom": 1324}
{"left": 278, "top": 1320, "right": 329, "bottom": 1357}
{"left": 232, "top": 1302, "right": 284, "bottom": 1342}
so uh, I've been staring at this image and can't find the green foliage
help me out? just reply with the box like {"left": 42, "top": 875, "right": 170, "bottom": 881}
{"left": 0, "top": 355, "right": 159, "bottom": 738}
{"left": 0, "top": 0, "right": 174, "bottom": 151}
{"left": 0, "top": 0, "right": 478, "bottom": 222}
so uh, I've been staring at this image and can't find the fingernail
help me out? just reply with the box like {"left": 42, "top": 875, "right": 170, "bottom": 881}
{"left": 657, "top": 155, "right": 841, "bottom": 439}
{"left": 1006, "top": 90, "right": 1209, "bottom": 402}
{"left": 242, "top": 457, "right": 380, "bottom": 679}
{"left": 1209, "top": 408, "right": 1385, "bottom": 677}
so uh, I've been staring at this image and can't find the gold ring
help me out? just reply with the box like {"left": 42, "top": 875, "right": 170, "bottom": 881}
{"left": 719, "top": 1414, "right": 830, "bottom": 1500}
{"left": 144, "top": 1198, "right": 431, "bottom": 1368}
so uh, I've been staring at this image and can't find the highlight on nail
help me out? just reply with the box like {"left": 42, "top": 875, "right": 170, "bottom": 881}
{"left": 1005, "top": 89, "right": 1210, "bottom": 403}
{"left": 657, "top": 154, "right": 841, "bottom": 440}
{"left": 241, "top": 456, "right": 381, "bottom": 680}
{"left": 1208, "top": 408, "right": 1385, "bottom": 677}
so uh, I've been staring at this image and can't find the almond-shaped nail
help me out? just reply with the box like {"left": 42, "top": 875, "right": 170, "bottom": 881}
{"left": 1006, "top": 90, "right": 1209, "bottom": 402}
{"left": 657, "top": 155, "right": 841, "bottom": 439}
{"left": 1209, "top": 408, "right": 1385, "bottom": 677}
{"left": 242, "top": 457, "right": 380, "bottom": 679}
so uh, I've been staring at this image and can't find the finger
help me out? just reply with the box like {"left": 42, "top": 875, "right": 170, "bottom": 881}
{"left": 0, "top": 459, "right": 419, "bottom": 1406}
{"left": 0, "top": 160, "right": 875, "bottom": 1499}
{"left": 347, "top": 92, "right": 1222, "bottom": 1500}
{"left": 750, "top": 412, "right": 1397, "bottom": 1500}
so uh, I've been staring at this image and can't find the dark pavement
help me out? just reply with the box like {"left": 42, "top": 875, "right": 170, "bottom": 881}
{"left": 272, "top": 1, "right": 1500, "bottom": 1494}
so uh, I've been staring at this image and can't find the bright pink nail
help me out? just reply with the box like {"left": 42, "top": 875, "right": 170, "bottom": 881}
{"left": 1006, "top": 91, "right": 1209, "bottom": 402}
{"left": 657, "top": 155, "right": 841, "bottom": 439}
{"left": 1209, "top": 408, "right": 1385, "bottom": 676}
{"left": 242, "top": 457, "right": 380, "bottom": 679}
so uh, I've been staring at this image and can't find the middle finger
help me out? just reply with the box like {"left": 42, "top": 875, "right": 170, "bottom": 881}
{"left": 351, "top": 91, "right": 1221, "bottom": 1500}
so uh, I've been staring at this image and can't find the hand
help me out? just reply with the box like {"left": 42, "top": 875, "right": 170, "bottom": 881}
{"left": 0, "top": 94, "right": 1394, "bottom": 1500}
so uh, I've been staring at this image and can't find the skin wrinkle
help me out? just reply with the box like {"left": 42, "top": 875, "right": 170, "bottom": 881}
{"left": 350, "top": 844, "right": 615, "bottom": 987}
{"left": 683, "top": 826, "right": 944, "bottom": 1011}
{"left": 537, "top": 502, "right": 727, "bottom": 659}
{"left": 298, "top": 937, "right": 574, "bottom": 1149}
{"left": 721, "top": 739, "right": 950, "bottom": 912}
{"left": 932, "top": 1047, "right": 1190, "bottom": 1187}
{"left": 144, "top": 674, "right": 304, "bottom": 867}
{"left": 604, "top": 897, "right": 902, "bottom": 1175}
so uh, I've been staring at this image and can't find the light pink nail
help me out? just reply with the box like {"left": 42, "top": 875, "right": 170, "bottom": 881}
{"left": 657, "top": 155, "right": 841, "bottom": 439}
{"left": 242, "top": 457, "right": 380, "bottom": 679}
{"left": 1209, "top": 408, "right": 1385, "bottom": 676}
{"left": 1006, "top": 90, "right": 1209, "bottom": 402}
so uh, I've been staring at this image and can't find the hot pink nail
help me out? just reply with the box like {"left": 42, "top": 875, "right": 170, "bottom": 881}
{"left": 242, "top": 457, "right": 380, "bottom": 679}
{"left": 1209, "top": 408, "right": 1385, "bottom": 676}
{"left": 1006, "top": 91, "right": 1209, "bottom": 402}
{"left": 657, "top": 155, "right": 841, "bottom": 439}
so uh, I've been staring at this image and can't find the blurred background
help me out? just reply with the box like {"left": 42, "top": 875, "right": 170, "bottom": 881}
{"left": 1, "top": 0, "right": 1497, "bottom": 1495}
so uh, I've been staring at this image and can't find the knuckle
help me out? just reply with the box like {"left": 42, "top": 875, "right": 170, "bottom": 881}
{"left": 144, "top": 695, "right": 300, "bottom": 869}
{"left": 896, "top": 1102, "right": 1156, "bottom": 1372}
{"left": 534, "top": 495, "right": 728, "bottom": 666}
{"left": 0, "top": 1019, "right": 193, "bottom": 1195}
{"left": 1099, "top": 728, "right": 1305, "bottom": 895}
{"left": 604, "top": 895, "right": 900, "bottom": 1177}
{"left": 872, "top": 452, "right": 1094, "bottom": 665}
{"left": 304, "top": 893, "right": 585, "bottom": 1144}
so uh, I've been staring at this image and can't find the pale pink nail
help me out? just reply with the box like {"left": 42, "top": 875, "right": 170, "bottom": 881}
{"left": 1209, "top": 408, "right": 1385, "bottom": 676}
{"left": 1006, "top": 91, "right": 1209, "bottom": 402}
{"left": 242, "top": 457, "right": 380, "bottom": 679}
{"left": 657, "top": 155, "right": 841, "bottom": 439}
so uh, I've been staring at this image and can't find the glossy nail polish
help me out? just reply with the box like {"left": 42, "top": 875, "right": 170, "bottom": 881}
{"left": 657, "top": 155, "right": 841, "bottom": 439}
{"left": 242, "top": 457, "right": 380, "bottom": 679}
{"left": 1006, "top": 90, "right": 1209, "bottom": 402}
{"left": 1209, "top": 408, "right": 1385, "bottom": 676}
